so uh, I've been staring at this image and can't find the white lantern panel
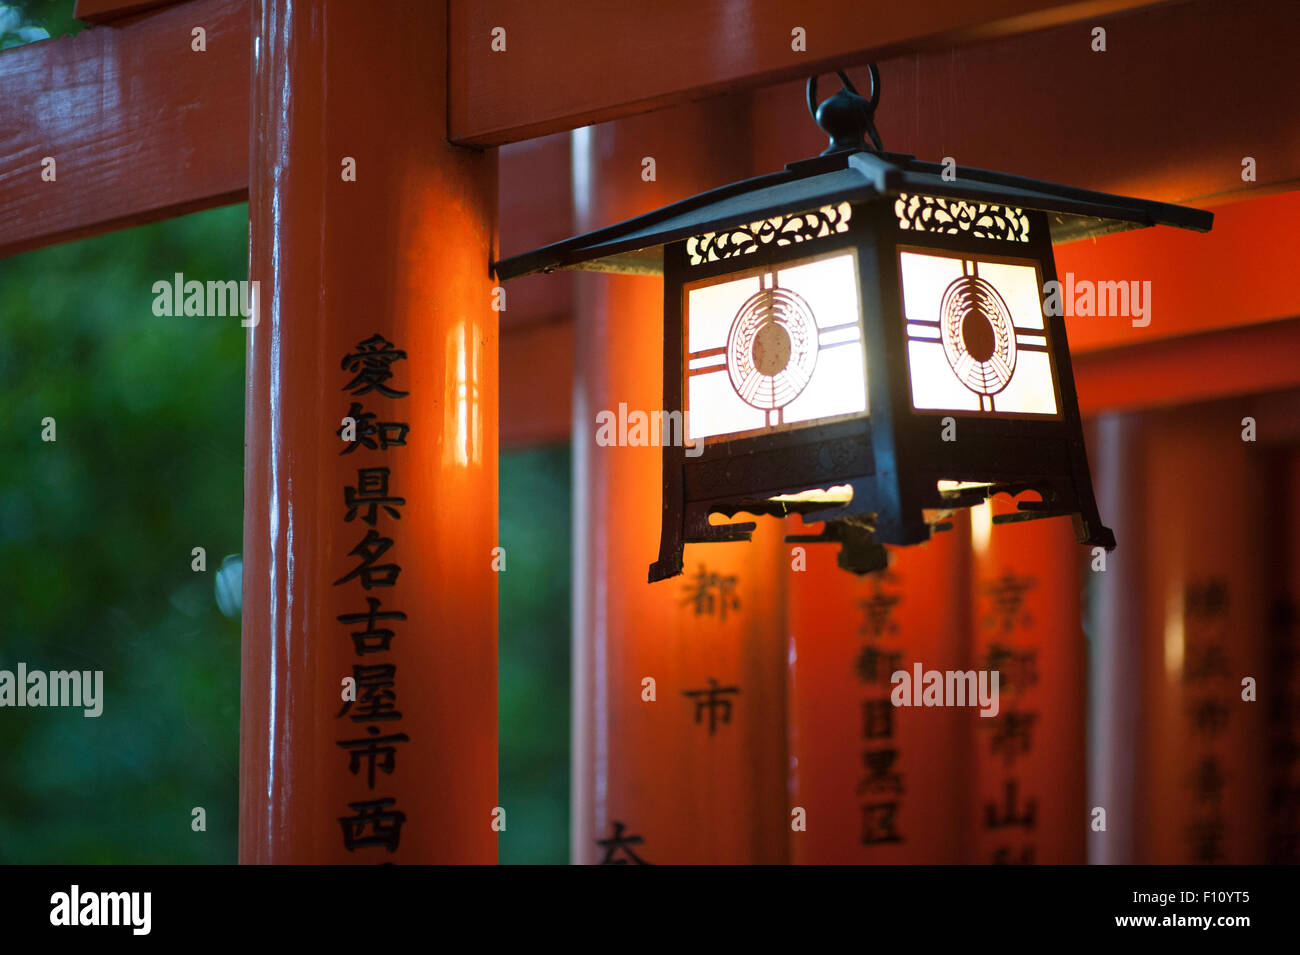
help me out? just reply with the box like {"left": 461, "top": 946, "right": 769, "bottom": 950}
{"left": 684, "top": 251, "right": 868, "bottom": 442}
{"left": 899, "top": 249, "right": 1059, "bottom": 416}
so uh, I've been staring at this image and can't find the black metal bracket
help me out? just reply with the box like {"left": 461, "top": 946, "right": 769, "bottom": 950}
{"left": 787, "top": 515, "right": 890, "bottom": 575}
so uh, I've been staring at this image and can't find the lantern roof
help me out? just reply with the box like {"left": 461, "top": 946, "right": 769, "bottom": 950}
{"left": 492, "top": 148, "right": 1213, "bottom": 280}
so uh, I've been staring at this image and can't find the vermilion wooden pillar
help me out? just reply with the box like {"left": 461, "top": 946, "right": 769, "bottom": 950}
{"left": 1135, "top": 404, "right": 1268, "bottom": 863}
{"left": 241, "top": 0, "right": 498, "bottom": 863}
{"left": 571, "top": 99, "right": 790, "bottom": 864}
{"left": 969, "top": 500, "right": 1087, "bottom": 864}
{"left": 1087, "top": 413, "right": 1145, "bottom": 864}
{"left": 786, "top": 517, "right": 972, "bottom": 862}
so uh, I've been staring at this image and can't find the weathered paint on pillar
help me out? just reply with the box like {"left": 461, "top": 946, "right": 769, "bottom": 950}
{"left": 969, "top": 500, "right": 1087, "bottom": 864}
{"left": 571, "top": 98, "right": 790, "bottom": 864}
{"left": 241, "top": 0, "right": 498, "bottom": 863}
{"left": 786, "top": 515, "right": 972, "bottom": 862}
{"left": 1135, "top": 403, "right": 1267, "bottom": 863}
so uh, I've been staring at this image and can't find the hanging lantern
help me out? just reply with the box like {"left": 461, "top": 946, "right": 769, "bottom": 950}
{"left": 493, "top": 67, "right": 1213, "bottom": 581}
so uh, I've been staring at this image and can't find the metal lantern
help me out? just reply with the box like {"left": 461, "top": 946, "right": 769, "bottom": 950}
{"left": 493, "top": 68, "right": 1213, "bottom": 582}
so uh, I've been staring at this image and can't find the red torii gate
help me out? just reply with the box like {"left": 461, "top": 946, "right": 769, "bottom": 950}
{"left": 3, "top": 0, "right": 1299, "bottom": 863}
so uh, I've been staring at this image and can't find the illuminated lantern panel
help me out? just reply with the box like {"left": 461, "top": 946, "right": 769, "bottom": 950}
{"left": 899, "top": 249, "right": 1060, "bottom": 417}
{"left": 684, "top": 250, "right": 868, "bottom": 442}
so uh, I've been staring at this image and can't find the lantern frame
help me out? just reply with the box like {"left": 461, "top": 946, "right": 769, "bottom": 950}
{"left": 493, "top": 73, "right": 1213, "bottom": 582}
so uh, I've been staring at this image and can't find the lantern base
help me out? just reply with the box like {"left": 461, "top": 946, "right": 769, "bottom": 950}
{"left": 647, "top": 471, "right": 1115, "bottom": 582}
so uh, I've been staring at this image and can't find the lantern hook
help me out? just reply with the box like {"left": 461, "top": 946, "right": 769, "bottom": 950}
{"left": 806, "top": 65, "right": 883, "bottom": 156}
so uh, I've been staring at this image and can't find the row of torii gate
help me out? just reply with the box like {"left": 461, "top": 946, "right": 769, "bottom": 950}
{"left": 2, "top": 0, "right": 1298, "bottom": 863}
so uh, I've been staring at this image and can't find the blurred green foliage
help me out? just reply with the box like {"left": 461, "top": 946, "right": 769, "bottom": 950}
{"left": 0, "top": 0, "right": 83, "bottom": 49}
{"left": 0, "top": 206, "right": 248, "bottom": 863}
{"left": 498, "top": 446, "right": 571, "bottom": 864}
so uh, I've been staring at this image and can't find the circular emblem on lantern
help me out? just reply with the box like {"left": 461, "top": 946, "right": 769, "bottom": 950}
{"left": 939, "top": 275, "right": 1017, "bottom": 396}
{"left": 726, "top": 287, "right": 818, "bottom": 411}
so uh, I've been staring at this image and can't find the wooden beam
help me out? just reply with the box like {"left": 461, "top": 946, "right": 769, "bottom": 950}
{"left": 1057, "top": 191, "right": 1300, "bottom": 354}
{"left": 74, "top": 0, "right": 179, "bottom": 23}
{"left": 449, "top": 0, "right": 1182, "bottom": 146}
{"left": 750, "top": 0, "right": 1300, "bottom": 208}
{"left": 0, "top": 0, "right": 247, "bottom": 260}
{"left": 501, "top": 319, "right": 573, "bottom": 448}
{"left": 1074, "top": 317, "right": 1300, "bottom": 415}
{"left": 5, "top": 0, "right": 1295, "bottom": 260}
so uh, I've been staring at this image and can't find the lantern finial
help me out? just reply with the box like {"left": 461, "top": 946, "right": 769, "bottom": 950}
{"left": 807, "top": 66, "right": 883, "bottom": 156}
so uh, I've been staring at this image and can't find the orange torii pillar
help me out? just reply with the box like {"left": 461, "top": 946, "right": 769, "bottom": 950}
{"left": 571, "top": 98, "right": 790, "bottom": 865}
{"left": 969, "top": 500, "right": 1087, "bottom": 864}
{"left": 786, "top": 516, "right": 973, "bottom": 863}
{"left": 1134, "top": 405, "right": 1268, "bottom": 864}
{"left": 241, "top": 0, "right": 498, "bottom": 863}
